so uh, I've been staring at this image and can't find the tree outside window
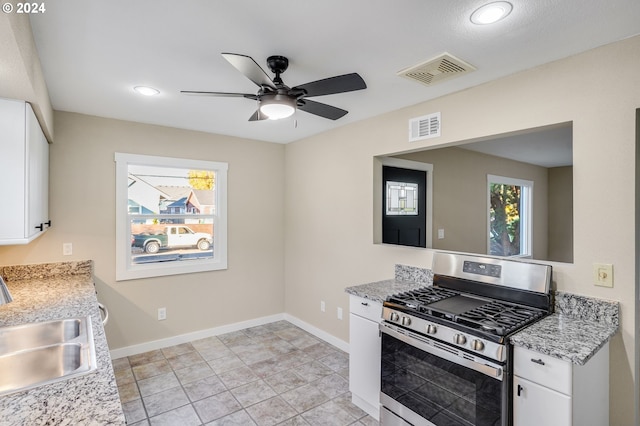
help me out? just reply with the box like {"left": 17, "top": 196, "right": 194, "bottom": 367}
{"left": 488, "top": 175, "right": 532, "bottom": 258}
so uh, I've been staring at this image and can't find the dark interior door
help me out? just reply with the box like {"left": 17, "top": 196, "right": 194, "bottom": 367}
{"left": 382, "top": 166, "right": 427, "bottom": 247}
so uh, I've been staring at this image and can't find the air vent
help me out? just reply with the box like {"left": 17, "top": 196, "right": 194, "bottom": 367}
{"left": 398, "top": 53, "right": 476, "bottom": 87}
{"left": 409, "top": 112, "right": 441, "bottom": 142}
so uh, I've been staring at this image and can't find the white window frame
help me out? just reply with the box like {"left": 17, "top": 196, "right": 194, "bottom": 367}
{"left": 487, "top": 174, "right": 533, "bottom": 258}
{"left": 115, "top": 153, "right": 228, "bottom": 281}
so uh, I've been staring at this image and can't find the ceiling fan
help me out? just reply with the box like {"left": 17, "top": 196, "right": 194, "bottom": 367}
{"left": 181, "top": 53, "right": 367, "bottom": 121}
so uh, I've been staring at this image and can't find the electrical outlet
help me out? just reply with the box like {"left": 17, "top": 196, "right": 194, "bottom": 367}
{"left": 337, "top": 307, "right": 343, "bottom": 320}
{"left": 62, "top": 243, "right": 72, "bottom": 256}
{"left": 158, "top": 307, "right": 167, "bottom": 320}
{"left": 594, "top": 264, "right": 613, "bottom": 288}
{"left": 438, "top": 229, "right": 445, "bottom": 239}
{"left": 320, "top": 301, "right": 326, "bottom": 312}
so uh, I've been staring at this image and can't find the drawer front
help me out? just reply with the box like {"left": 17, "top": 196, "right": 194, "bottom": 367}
{"left": 514, "top": 346, "right": 572, "bottom": 395}
{"left": 349, "top": 296, "right": 383, "bottom": 322}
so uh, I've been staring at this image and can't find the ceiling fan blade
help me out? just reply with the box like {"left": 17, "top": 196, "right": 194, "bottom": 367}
{"left": 248, "top": 109, "right": 269, "bottom": 121}
{"left": 222, "top": 53, "right": 276, "bottom": 90}
{"left": 181, "top": 90, "right": 257, "bottom": 100}
{"left": 293, "top": 73, "right": 366, "bottom": 97}
{"left": 298, "top": 99, "right": 348, "bottom": 120}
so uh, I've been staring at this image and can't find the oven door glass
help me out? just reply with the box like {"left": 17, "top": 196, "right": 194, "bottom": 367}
{"left": 381, "top": 327, "right": 505, "bottom": 426}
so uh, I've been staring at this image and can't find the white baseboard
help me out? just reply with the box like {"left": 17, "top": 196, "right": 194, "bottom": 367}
{"left": 110, "top": 313, "right": 350, "bottom": 359}
{"left": 283, "top": 313, "right": 349, "bottom": 353}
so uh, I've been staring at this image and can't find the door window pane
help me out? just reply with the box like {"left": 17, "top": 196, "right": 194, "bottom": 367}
{"left": 386, "top": 181, "right": 419, "bottom": 216}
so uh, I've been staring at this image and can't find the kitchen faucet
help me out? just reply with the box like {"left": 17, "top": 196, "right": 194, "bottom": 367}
{"left": 0, "top": 276, "right": 13, "bottom": 305}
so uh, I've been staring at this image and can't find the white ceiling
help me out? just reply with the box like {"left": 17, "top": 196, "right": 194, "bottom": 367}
{"left": 29, "top": 0, "right": 640, "bottom": 144}
{"left": 459, "top": 124, "right": 573, "bottom": 167}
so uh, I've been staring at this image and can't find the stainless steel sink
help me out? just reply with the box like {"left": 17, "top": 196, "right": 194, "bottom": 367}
{"left": 0, "top": 317, "right": 97, "bottom": 396}
{"left": 0, "top": 318, "right": 82, "bottom": 353}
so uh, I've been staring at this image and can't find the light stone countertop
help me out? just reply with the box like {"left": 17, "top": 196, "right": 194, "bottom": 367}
{"left": 510, "top": 292, "right": 619, "bottom": 366}
{"left": 0, "top": 261, "right": 126, "bottom": 425}
{"left": 344, "top": 264, "right": 434, "bottom": 303}
{"left": 345, "top": 279, "right": 428, "bottom": 303}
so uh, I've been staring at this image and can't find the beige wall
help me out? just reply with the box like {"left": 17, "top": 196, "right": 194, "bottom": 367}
{"left": 284, "top": 37, "right": 640, "bottom": 424}
{"left": 394, "top": 147, "right": 550, "bottom": 259}
{"left": 548, "top": 166, "right": 574, "bottom": 263}
{"left": 0, "top": 13, "right": 53, "bottom": 140}
{"left": 0, "top": 112, "right": 286, "bottom": 349}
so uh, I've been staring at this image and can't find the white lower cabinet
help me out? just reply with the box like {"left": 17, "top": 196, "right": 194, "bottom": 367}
{"left": 348, "top": 295, "right": 382, "bottom": 420}
{"left": 513, "top": 375, "right": 571, "bottom": 425}
{"left": 513, "top": 343, "right": 609, "bottom": 426}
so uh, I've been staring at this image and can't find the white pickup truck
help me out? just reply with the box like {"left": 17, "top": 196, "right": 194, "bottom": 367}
{"left": 132, "top": 225, "right": 212, "bottom": 254}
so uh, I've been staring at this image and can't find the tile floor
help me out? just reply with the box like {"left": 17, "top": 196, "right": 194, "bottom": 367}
{"left": 112, "top": 320, "right": 379, "bottom": 426}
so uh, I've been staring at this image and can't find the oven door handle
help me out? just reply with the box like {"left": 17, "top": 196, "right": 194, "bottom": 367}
{"left": 380, "top": 322, "right": 504, "bottom": 381}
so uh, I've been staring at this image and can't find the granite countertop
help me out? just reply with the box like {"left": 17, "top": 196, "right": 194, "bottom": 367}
{"left": 345, "top": 264, "right": 434, "bottom": 303}
{"left": 0, "top": 261, "right": 126, "bottom": 425}
{"left": 510, "top": 292, "right": 620, "bottom": 366}
{"left": 345, "top": 279, "right": 428, "bottom": 303}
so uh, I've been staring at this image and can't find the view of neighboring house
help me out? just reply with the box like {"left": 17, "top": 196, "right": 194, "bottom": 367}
{"left": 157, "top": 186, "right": 192, "bottom": 214}
{"left": 187, "top": 189, "right": 215, "bottom": 215}
{"left": 126, "top": 174, "right": 171, "bottom": 219}
{"left": 128, "top": 176, "right": 215, "bottom": 224}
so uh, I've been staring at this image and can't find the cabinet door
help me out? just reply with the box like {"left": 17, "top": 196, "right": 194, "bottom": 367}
{"left": 26, "top": 104, "right": 48, "bottom": 238}
{"left": 349, "top": 312, "right": 381, "bottom": 416}
{"left": 513, "top": 375, "right": 571, "bottom": 426}
{"left": 0, "top": 99, "right": 27, "bottom": 240}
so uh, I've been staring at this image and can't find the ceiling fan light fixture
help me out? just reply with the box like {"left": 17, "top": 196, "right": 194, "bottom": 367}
{"left": 259, "top": 94, "right": 296, "bottom": 120}
{"left": 133, "top": 85, "right": 160, "bottom": 96}
{"left": 470, "top": 1, "right": 513, "bottom": 25}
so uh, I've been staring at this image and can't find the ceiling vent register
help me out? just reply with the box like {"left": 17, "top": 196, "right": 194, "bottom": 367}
{"left": 398, "top": 53, "right": 476, "bottom": 87}
{"left": 409, "top": 112, "right": 441, "bottom": 142}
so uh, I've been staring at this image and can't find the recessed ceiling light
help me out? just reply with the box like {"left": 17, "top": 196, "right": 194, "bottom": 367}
{"left": 133, "top": 86, "right": 160, "bottom": 96}
{"left": 470, "top": 1, "right": 513, "bottom": 25}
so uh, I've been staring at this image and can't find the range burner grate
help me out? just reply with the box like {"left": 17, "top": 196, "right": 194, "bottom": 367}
{"left": 453, "top": 300, "right": 546, "bottom": 335}
{"left": 385, "top": 286, "right": 548, "bottom": 338}
{"left": 386, "top": 287, "right": 458, "bottom": 310}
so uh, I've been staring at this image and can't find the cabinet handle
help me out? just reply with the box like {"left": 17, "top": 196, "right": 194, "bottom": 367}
{"left": 35, "top": 223, "right": 44, "bottom": 231}
{"left": 530, "top": 358, "right": 546, "bottom": 366}
{"left": 517, "top": 384, "right": 524, "bottom": 396}
{"left": 44, "top": 220, "right": 52, "bottom": 227}
{"left": 361, "top": 302, "right": 369, "bottom": 306}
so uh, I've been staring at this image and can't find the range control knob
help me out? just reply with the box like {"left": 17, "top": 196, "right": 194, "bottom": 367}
{"left": 426, "top": 324, "right": 437, "bottom": 334}
{"left": 471, "top": 340, "right": 485, "bottom": 351}
{"left": 389, "top": 312, "right": 400, "bottom": 322}
{"left": 454, "top": 334, "right": 467, "bottom": 345}
{"left": 401, "top": 316, "right": 412, "bottom": 326}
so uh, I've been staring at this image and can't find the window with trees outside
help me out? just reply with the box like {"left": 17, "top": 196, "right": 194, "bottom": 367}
{"left": 115, "top": 153, "right": 227, "bottom": 280}
{"left": 487, "top": 175, "right": 532, "bottom": 258}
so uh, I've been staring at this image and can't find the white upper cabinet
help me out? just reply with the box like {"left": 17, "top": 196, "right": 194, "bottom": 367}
{"left": 0, "top": 98, "right": 50, "bottom": 244}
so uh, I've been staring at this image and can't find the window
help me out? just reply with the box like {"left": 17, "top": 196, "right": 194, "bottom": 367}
{"left": 487, "top": 174, "right": 532, "bottom": 258}
{"left": 115, "top": 153, "right": 228, "bottom": 280}
{"left": 386, "top": 181, "right": 419, "bottom": 215}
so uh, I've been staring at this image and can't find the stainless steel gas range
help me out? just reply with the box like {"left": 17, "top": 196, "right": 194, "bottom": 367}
{"left": 380, "top": 252, "right": 552, "bottom": 426}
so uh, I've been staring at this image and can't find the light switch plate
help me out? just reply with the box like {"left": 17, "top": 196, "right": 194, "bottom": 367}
{"left": 593, "top": 263, "right": 613, "bottom": 287}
